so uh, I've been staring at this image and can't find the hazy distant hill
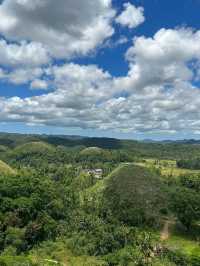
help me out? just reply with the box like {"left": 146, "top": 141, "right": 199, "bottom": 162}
{"left": 1, "top": 132, "right": 200, "bottom": 160}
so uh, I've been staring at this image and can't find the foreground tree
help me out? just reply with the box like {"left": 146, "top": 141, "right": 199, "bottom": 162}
{"left": 170, "top": 187, "right": 200, "bottom": 230}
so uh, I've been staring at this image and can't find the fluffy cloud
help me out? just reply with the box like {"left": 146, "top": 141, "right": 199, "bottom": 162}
{"left": 0, "top": 39, "right": 50, "bottom": 67}
{"left": 116, "top": 2, "right": 145, "bottom": 29}
{"left": 0, "top": 0, "right": 200, "bottom": 137}
{"left": 0, "top": 63, "right": 114, "bottom": 127}
{"left": 0, "top": 0, "right": 115, "bottom": 59}
{"left": 122, "top": 28, "right": 200, "bottom": 92}
{"left": 0, "top": 0, "right": 117, "bottom": 91}
{"left": 0, "top": 67, "right": 44, "bottom": 85}
{"left": 126, "top": 28, "right": 200, "bottom": 63}
{"left": 1, "top": 28, "right": 200, "bottom": 135}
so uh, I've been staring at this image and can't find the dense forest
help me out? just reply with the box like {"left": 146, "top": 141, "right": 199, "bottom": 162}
{"left": 0, "top": 133, "right": 199, "bottom": 265}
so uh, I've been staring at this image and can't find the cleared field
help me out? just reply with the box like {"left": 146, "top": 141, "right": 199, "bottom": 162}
{"left": 135, "top": 159, "right": 200, "bottom": 176}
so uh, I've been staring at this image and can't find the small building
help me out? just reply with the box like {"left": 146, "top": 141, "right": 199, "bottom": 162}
{"left": 84, "top": 168, "right": 103, "bottom": 179}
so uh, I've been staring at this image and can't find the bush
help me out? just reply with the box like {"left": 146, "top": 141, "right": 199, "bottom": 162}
{"left": 166, "top": 249, "right": 188, "bottom": 266}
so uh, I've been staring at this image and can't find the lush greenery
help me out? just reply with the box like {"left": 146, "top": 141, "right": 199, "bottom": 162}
{"left": 177, "top": 158, "right": 200, "bottom": 170}
{"left": 0, "top": 133, "right": 199, "bottom": 265}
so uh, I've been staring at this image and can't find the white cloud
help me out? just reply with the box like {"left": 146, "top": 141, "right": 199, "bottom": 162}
{"left": 30, "top": 79, "right": 48, "bottom": 90}
{"left": 116, "top": 36, "right": 129, "bottom": 45}
{"left": 0, "top": 0, "right": 115, "bottom": 59}
{"left": 126, "top": 28, "right": 200, "bottom": 64}
{"left": 0, "top": 67, "right": 44, "bottom": 85}
{"left": 0, "top": 0, "right": 118, "bottom": 88}
{"left": 0, "top": 2, "right": 200, "bottom": 138}
{"left": 1, "top": 25, "right": 200, "bottom": 134}
{"left": 123, "top": 28, "right": 200, "bottom": 91}
{"left": 0, "top": 39, "right": 50, "bottom": 67}
{"left": 116, "top": 2, "right": 145, "bottom": 29}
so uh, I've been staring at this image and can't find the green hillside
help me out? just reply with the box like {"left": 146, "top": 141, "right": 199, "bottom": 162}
{"left": 2, "top": 132, "right": 200, "bottom": 160}
{"left": 80, "top": 146, "right": 105, "bottom": 156}
{"left": 104, "top": 164, "right": 168, "bottom": 227}
{"left": 0, "top": 160, "right": 16, "bottom": 175}
{"left": 13, "top": 141, "right": 56, "bottom": 154}
{"left": 0, "top": 134, "right": 199, "bottom": 265}
{"left": 0, "top": 145, "right": 8, "bottom": 153}
{"left": 3, "top": 141, "right": 59, "bottom": 167}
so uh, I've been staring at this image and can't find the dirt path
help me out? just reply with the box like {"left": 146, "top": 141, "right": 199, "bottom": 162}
{"left": 160, "top": 220, "right": 173, "bottom": 241}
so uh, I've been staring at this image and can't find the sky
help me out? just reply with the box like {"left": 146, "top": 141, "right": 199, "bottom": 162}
{"left": 0, "top": 0, "right": 200, "bottom": 140}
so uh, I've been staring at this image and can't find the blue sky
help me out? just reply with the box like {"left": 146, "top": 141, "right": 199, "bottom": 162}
{"left": 0, "top": 0, "right": 200, "bottom": 140}
{"left": 76, "top": 0, "right": 200, "bottom": 77}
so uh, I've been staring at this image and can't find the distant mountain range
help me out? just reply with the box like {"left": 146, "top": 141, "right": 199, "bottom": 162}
{"left": 1, "top": 132, "right": 200, "bottom": 146}
{"left": 142, "top": 139, "right": 200, "bottom": 144}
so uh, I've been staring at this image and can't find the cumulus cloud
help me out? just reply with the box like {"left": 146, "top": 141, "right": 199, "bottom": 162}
{"left": 0, "top": 39, "right": 50, "bottom": 67}
{"left": 0, "top": 67, "right": 44, "bottom": 85}
{"left": 1, "top": 28, "right": 200, "bottom": 135}
{"left": 0, "top": 63, "right": 114, "bottom": 127}
{"left": 116, "top": 2, "right": 145, "bottom": 29}
{"left": 0, "top": 0, "right": 117, "bottom": 92}
{"left": 0, "top": 0, "right": 115, "bottom": 59}
{"left": 0, "top": 0, "right": 199, "bottom": 136}
{"left": 123, "top": 28, "right": 200, "bottom": 91}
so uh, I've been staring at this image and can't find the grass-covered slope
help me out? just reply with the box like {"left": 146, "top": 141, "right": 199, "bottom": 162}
{"left": 3, "top": 141, "right": 58, "bottom": 167}
{"left": 80, "top": 147, "right": 105, "bottom": 156}
{"left": 0, "top": 145, "right": 8, "bottom": 153}
{"left": 5, "top": 142, "right": 55, "bottom": 157}
{"left": 104, "top": 164, "right": 168, "bottom": 227}
{"left": 0, "top": 160, "right": 16, "bottom": 175}
{"left": 12, "top": 141, "right": 56, "bottom": 154}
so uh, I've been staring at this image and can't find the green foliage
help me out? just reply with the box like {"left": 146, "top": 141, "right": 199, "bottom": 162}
{"left": 177, "top": 158, "right": 200, "bottom": 170}
{"left": 165, "top": 249, "right": 189, "bottom": 266}
{"left": 3, "top": 142, "right": 70, "bottom": 169}
{"left": 169, "top": 187, "right": 200, "bottom": 230}
{"left": 0, "top": 171, "right": 78, "bottom": 253}
{"left": 69, "top": 219, "right": 138, "bottom": 256}
{"left": 0, "top": 255, "right": 34, "bottom": 266}
{"left": 0, "top": 133, "right": 199, "bottom": 265}
{"left": 180, "top": 174, "right": 200, "bottom": 192}
{"left": 4, "top": 227, "right": 25, "bottom": 253}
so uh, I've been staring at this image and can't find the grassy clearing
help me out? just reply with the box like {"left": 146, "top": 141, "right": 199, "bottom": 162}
{"left": 29, "top": 240, "right": 107, "bottom": 266}
{"left": 135, "top": 159, "right": 200, "bottom": 176}
{"left": 164, "top": 228, "right": 200, "bottom": 258}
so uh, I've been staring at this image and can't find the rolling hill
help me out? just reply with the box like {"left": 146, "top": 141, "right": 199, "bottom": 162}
{"left": 104, "top": 164, "right": 168, "bottom": 227}
{"left": 12, "top": 141, "right": 56, "bottom": 155}
{"left": 80, "top": 147, "right": 105, "bottom": 156}
{"left": 1, "top": 132, "right": 200, "bottom": 160}
{"left": 0, "top": 160, "right": 16, "bottom": 175}
{"left": 3, "top": 141, "right": 58, "bottom": 167}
